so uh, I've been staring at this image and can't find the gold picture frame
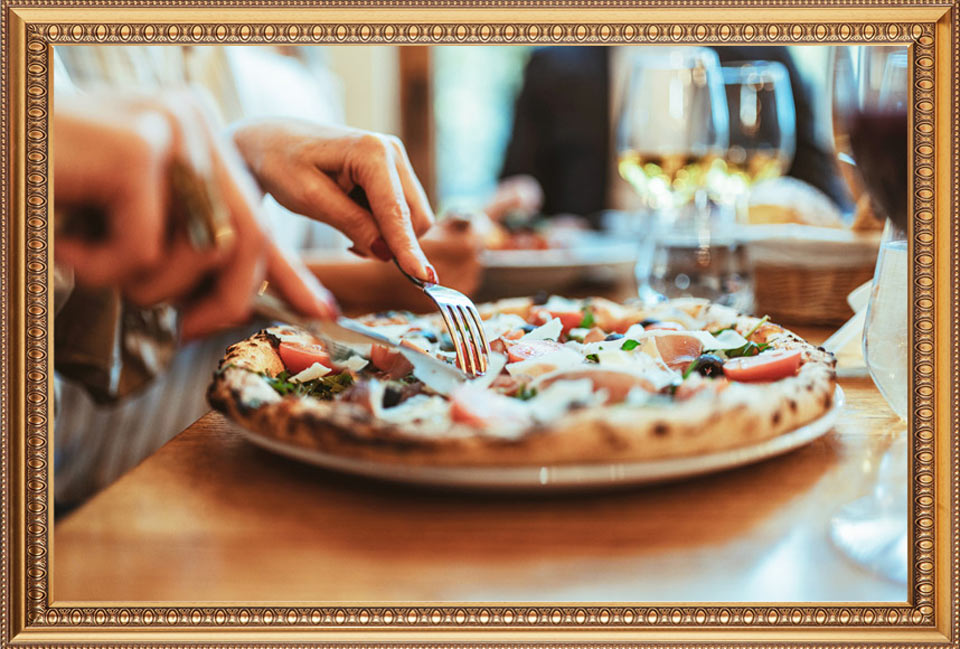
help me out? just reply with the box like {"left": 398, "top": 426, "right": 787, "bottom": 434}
{"left": 2, "top": 1, "right": 956, "bottom": 645}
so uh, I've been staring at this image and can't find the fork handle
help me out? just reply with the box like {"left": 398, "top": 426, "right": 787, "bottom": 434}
{"left": 392, "top": 258, "right": 428, "bottom": 288}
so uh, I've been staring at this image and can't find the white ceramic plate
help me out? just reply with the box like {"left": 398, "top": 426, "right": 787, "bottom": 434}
{"left": 235, "top": 386, "right": 844, "bottom": 492}
{"left": 478, "top": 238, "right": 638, "bottom": 298}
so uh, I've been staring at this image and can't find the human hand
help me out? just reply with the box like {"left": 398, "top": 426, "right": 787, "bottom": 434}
{"left": 303, "top": 214, "right": 483, "bottom": 313}
{"left": 483, "top": 174, "right": 544, "bottom": 222}
{"left": 231, "top": 118, "right": 437, "bottom": 283}
{"left": 54, "top": 91, "right": 339, "bottom": 340}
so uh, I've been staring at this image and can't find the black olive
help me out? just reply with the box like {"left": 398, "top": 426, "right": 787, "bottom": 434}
{"left": 382, "top": 385, "right": 404, "bottom": 408}
{"left": 690, "top": 353, "right": 725, "bottom": 377}
{"left": 604, "top": 333, "right": 625, "bottom": 341}
{"left": 419, "top": 330, "right": 438, "bottom": 343}
{"left": 520, "top": 323, "right": 537, "bottom": 333}
{"left": 639, "top": 318, "right": 660, "bottom": 327}
{"left": 532, "top": 290, "right": 549, "bottom": 305}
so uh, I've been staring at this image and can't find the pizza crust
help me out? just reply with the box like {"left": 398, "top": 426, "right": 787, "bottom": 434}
{"left": 208, "top": 301, "right": 838, "bottom": 467}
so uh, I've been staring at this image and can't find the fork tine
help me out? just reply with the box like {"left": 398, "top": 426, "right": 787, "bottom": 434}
{"left": 463, "top": 304, "right": 490, "bottom": 356}
{"left": 458, "top": 304, "right": 488, "bottom": 374}
{"left": 437, "top": 303, "right": 470, "bottom": 375}
{"left": 449, "top": 306, "right": 479, "bottom": 376}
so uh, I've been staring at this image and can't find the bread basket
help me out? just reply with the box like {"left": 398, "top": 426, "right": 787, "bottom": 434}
{"left": 744, "top": 225, "right": 881, "bottom": 326}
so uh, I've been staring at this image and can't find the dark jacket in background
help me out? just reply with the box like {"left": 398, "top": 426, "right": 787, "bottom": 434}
{"left": 500, "top": 46, "right": 851, "bottom": 219}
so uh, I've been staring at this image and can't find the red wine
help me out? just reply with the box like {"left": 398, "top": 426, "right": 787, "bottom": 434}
{"left": 847, "top": 110, "right": 909, "bottom": 233}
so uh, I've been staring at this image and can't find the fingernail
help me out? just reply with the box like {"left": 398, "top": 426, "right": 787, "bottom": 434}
{"left": 348, "top": 245, "right": 367, "bottom": 258}
{"left": 370, "top": 237, "right": 392, "bottom": 262}
{"left": 320, "top": 299, "right": 341, "bottom": 319}
{"left": 425, "top": 264, "right": 439, "bottom": 284}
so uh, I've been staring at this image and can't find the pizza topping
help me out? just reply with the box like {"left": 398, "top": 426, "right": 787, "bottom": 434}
{"left": 674, "top": 374, "right": 730, "bottom": 401}
{"left": 743, "top": 315, "right": 770, "bottom": 339}
{"left": 534, "top": 369, "right": 655, "bottom": 404}
{"left": 682, "top": 353, "right": 725, "bottom": 379}
{"left": 653, "top": 334, "right": 704, "bottom": 372}
{"left": 582, "top": 327, "right": 607, "bottom": 343}
{"left": 336, "top": 355, "right": 370, "bottom": 373}
{"left": 709, "top": 329, "right": 750, "bottom": 350}
{"left": 506, "top": 346, "right": 583, "bottom": 378}
{"left": 542, "top": 309, "right": 585, "bottom": 335}
{"left": 525, "top": 378, "right": 604, "bottom": 421}
{"left": 264, "top": 370, "right": 354, "bottom": 399}
{"left": 289, "top": 361, "right": 332, "bottom": 383}
{"left": 378, "top": 394, "right": 451, "bottom": 429}
{"left": 479, "top": 313, "right": 529, "bottom": 340}
{"left": 505, "top": 339, "right": 567, "bottom": 363}
{"left": 723, "top": 340, "right": 771, "bottom": 358}
{"left": 370, "top": 344, "right": 416, "bottom": 378}
{"left": 450, "top": 382, "right": 532, "bottom": 429}
{"left": 520, "top": 317, "right": 563, "bottom": 342}
{"left": 277, "top": 341, "right": 332, "bottom": 375}
{"left": 645, "top": 321, "right": 685, "bottom": 332}
{"left": 723, "top": 349, "right": 802, "bottom": 382}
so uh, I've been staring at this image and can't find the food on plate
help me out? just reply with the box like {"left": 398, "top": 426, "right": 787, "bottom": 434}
{"left": 208, "top": 296, "right": 837, "bottom": 466}
{"left": 747, "top": 177, "right": 846, "bottom": 228}
{"left": 478, "top": 212, "right": 589, "bottom": 251}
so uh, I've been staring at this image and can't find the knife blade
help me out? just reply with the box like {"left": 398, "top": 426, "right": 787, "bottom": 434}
{"left": 252, "top": 291, "right": 470, "bottom": 395}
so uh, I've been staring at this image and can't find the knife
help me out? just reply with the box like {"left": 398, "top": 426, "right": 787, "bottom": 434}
{"left": 252, "top": 291, "right": 470, "bottom": 396}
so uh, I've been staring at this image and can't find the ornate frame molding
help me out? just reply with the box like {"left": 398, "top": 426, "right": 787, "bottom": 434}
{"left": 2, "top": 1, "right": 956, "bottom": 645}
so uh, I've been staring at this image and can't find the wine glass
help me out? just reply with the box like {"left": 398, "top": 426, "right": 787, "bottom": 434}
{"left": 711, "top": 60, "right": 796, "bottom": 219}
{"left": 616, "top": 47, "right": 751, "bottom": 310}
{"left": 828, "top": 45, "right": 909, "bottom": 585}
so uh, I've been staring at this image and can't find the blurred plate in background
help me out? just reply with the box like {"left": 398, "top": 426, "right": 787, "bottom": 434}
{"left": 478, "top": 235, "right": 637, "bottom": 299}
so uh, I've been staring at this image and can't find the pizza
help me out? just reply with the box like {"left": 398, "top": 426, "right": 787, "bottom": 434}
{"left": 207, "top": 296, "right": 837, "bottom": 466}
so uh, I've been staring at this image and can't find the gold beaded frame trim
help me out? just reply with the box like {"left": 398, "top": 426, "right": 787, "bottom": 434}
{"left": 2, "top": 1, "right": 956, "bottom": 644}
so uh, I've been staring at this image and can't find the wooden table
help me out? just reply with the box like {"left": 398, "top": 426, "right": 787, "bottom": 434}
{"left": 54, "top": 328, "right": 907, "bottom": 604}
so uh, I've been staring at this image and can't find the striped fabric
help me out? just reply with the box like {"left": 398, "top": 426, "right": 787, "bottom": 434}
{"left": 54, "top": 324, "right": 260, "bottom": 508}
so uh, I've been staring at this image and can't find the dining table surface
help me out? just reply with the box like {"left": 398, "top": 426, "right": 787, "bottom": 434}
{"left": 53, "top": 321, "right": 908, "bottom": 604}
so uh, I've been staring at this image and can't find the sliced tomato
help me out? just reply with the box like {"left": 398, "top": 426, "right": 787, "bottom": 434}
{"left": 277, "top": 341, "right": 332, "bottom": 375}
{"left": 645, "top": 321, "right": 684, "bottom": 332}
{"left": 548, "top": 310, "right": 587, "bottom": 335}
{"left": 723, "top": 349, "right": 801, "bottom": 382}
{"left": 653, "top": 334, "right": 703, "bottom": 371}
{"left": 506, "top": 339, "right": 566, "bottom": 364}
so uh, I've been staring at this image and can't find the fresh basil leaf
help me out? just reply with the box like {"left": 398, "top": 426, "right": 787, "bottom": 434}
{"left": 514, "top": 384, "right": 538, "bottom": 401}
{"left": 264, "top": 371, "right": 354, "bottom": 400}
{"left": 744, "top": 315, "right": 770, "bottom": 340}
{"left": 579, "top": 308, "right": 595, "bottom": 329}
{"left": 723, "top": 341, "right": 771, "bottom": 358}
{"left": 621, "top": 339, "right": 640, "bottom": 351}
{"left": 585, "top": 353, "right": 599, "bottom": 363}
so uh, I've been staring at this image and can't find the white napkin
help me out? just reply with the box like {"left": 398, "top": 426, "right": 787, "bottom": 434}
{"left": 822, "top": 281, "right": 873, "bottom": 377}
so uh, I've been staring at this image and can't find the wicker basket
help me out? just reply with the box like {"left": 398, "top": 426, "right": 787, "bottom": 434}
{"left": 746, "top": 226, "right": 881, "bottom": 327}
{"left": 754, "top": 263, "right": 876, "bottom": 327}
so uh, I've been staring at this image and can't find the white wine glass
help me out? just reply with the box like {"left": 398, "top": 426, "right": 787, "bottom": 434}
{"left": 712, "top": 60, "right": 796, "bottom": 219}
{"left": 828, "top": 45, "right": 909, "bottom": 585}
{"left": 616, "top": 47, "right": 752, "bottom": 310}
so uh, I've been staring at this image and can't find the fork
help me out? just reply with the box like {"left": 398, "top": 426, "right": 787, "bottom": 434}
{"left": 393, "top": 260, "right": 490, "bottom": 377}
{"left": 344, "top": 185, "right": 490, "bottom": 376}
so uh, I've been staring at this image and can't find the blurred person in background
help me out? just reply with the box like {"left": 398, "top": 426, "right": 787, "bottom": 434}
{"left": 54, "top": 45, "right": 481, "bottom": 509}
{"left": 487, "top": 46, "right": 852, "bottom": 222}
